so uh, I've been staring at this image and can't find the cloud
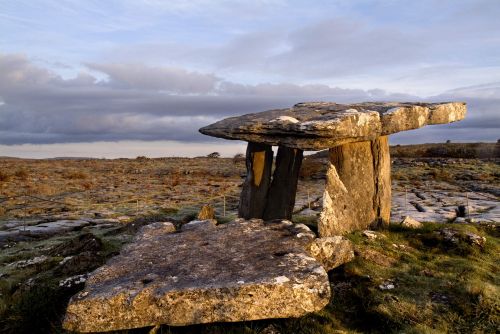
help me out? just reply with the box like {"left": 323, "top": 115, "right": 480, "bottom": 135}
{"left": 391, "top": 83, "right": 500, "bottom": 144}
{"left": 86, "top": 63, "right": 221, "bottom": 93}
{"left": 0, "top": 53, "right": 498, "bottom": 149}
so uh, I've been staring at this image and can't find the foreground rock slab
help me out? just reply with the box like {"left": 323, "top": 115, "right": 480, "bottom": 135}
{"left": 63, "top": 219, "right": 330, "bottom": 332}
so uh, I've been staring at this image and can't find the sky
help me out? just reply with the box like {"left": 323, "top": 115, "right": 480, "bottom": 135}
{"left": 0, "top": 0, "right": 499, "bottom": 158}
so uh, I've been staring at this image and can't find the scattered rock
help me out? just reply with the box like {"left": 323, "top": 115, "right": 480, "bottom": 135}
{"left": 48, "top": 232, "right": 102, "bottom": 257}
{"left": 139, "top": 222, "right": 176, "bottom": 238}
{"left": 400, "top": 216, "right": 423, "bottom": 229}
{"left": 362, "top": 230, "right": 379, "bottom": 240}
{"left": 7, "top": 255, "right": 49, "bottom": 269}
{"left": 439, "top": 228, "right": 486, "bottom": 248}
{"left": 63, "top": 219, "right": 330, "bottom": 332}
{"left": 411, "top": 202, "right": 427, "bottom": 212}
{"left": 305, "top": 236, "right": 355, "bottom": 271}
{"left": 456, "top": 205, "right": 467, "bottom": 217}
{"left": 378, "top": 280, "right": 396, "bottom": 290}
{"left": 465, "top": 232, "right": 486, "bottom": 247}
{"left": 197, "top": 204, "right": 215, "bottom": 220}
{"left": 429, "top": 291, "right": 450, "bottom": 304}
{"left": 0, "top": 220, "right": 91, "bottom": 245}
{"left": 299, "top": 208, "right": 319, "bottom": 217}
{"left": 59, "top": 273, "right": 90, "bottom": 288}
{"left": 181, "top": 219, "right": 216, "bottom": 231}
{"left": 440, "top": 228, "right": 459, "bottom": 244}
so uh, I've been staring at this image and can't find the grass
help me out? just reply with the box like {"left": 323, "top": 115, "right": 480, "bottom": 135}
{"left": 108, "top": 222, "right": 498, "bottom": 334}
{"left": 390, "top": 142, "right": 499, "bottom": 159}
{"left": 0, "top": 151, "right": 498, "bottom": 333}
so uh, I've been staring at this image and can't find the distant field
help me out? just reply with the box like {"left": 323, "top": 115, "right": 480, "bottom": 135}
{"left": 390, "top": 142, "right": 499, "bottom": 159}
{"left": 0, "top": 144, "right": 499, "bottom": 333}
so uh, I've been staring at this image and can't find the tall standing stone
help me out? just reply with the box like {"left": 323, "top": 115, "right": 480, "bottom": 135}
{"left": 319, "top": 141, "right": 376, "bottom": 236}
{"left": 319, "top": 136, "right": 391, "bottom": 236}
{"left": 263, "top": 146, "right": 304, "bottom": 220}
{"left": 238, "top": 142, "right": 273, "bottom": 219}
{"left": 371, "top": 135, "right": 391, "bottom": 228}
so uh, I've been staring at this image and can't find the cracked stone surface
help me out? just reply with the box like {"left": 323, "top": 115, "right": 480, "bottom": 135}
{"left": 63, "top": 219, "right": 331, "bottom": 332}
{"left": 199, "top": 102, "right": 466, "bottom": 150}
{"left": 391, "top": 182, "right": 499, "bottom": 223}
{"left": 0, "top": 220, "right": 91, "bottom": 245}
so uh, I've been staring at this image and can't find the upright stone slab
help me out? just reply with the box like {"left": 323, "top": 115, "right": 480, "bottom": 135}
{"left": 319, "top": 136, "right": 390, "bottom": 235}
{"left": 239, "top": 142, "right": 273, "bottom": 219}
{"left": 263, "top": 146, "right": 304, "bottom": 220}
{"left": 371, "top": 136, "right": 391, "bottom": 228}
{"left": 319, "top": 141, "right": 376, "bottom": 236}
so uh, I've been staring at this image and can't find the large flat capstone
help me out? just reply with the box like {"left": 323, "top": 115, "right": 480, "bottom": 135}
{"left": 199, "top": 102, "right": 466, "bottom": 150}
{"left": 63, "top": 220, "right": 331, "bottom": 332}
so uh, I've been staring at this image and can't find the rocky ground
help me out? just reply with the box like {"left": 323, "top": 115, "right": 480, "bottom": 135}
{"left": 0, "top": 153, "right": 498, "bottom": 333}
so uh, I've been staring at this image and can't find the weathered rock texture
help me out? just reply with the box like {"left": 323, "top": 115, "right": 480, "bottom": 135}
{"left": 305, "top": 237, "right": 355, "bottom": 271}
{"left": 319, "top": 136, "right": 391, "bottom": 236}
{"left": 199, "top": 102, "right": 466, "bottom": 150}
{"left": 63, "top": 219, "right": 330, "bottom": 332}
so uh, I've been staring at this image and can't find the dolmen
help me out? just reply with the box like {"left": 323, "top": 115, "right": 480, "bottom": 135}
{"left": 200, "top": 102, "right": 466, "bottom": 236}
{"left": 63, "top": 101, "right": 465, "bottom": 332}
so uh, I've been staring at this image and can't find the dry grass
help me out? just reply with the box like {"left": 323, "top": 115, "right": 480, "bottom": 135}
{"left": 390, "top": 142, "right": 498, "bottom": 159}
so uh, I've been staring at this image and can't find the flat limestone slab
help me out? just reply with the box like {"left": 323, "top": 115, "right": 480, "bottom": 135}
{"left": 63, "top": 220, "right": 330, "bottom": 332}
{"left": 199, "top": 102, "right": 466, "bottom": 150}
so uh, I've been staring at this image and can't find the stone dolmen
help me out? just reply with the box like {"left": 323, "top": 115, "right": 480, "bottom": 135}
{"left": 200, "top": 102, "right": 466, "bottom": 236}
{"left": 63, "top": 101, "right": 465, "bottom": 332}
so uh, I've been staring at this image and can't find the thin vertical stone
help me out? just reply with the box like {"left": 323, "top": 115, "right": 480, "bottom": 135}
{"left": 371, "top": 135, "right": 391, "bottom": 228}
{"left": 263, "top": 146, "right": 304, "bottom": 220}
{"left": 238, "top": 142, "right": 273, "bottom": 219}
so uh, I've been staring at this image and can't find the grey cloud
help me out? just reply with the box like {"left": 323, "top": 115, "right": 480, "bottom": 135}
{"left": 388, "top": 84, "right": 500, "bottom": 144}
{"left": 0, "top": 53, "right": 498, "bottom": 146}
{"left": 207, "top": 18, "right": 425, "bottom": 78}
{"left": 86, "top": 63, "right": 220, "bottom": 93}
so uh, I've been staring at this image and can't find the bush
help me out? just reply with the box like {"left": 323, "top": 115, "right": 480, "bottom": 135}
{"left": 14, "top": 169, "right": 29, "bottom": 180}
{"left": 232, "top": 153, "right": 245, "bottom": 164}
{"left": 64, "top": 170, "right": 88, "bottom": 179}
{"left": 0, "top": 170, "right": 10, "bottom": 182}
{"left": 207, "top": 152, "right": 220, "bottom": 158}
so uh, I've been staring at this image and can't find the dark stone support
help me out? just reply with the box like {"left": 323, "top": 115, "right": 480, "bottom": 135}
{"left": 238, "top": 142, "right": 274, "bottom": 219}
{"left": 263, "top": 146, "right": 304, "bottom": 220}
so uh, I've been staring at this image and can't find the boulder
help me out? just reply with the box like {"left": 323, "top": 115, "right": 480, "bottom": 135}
{"left": 63, "top": 219, "right": 330, "bottom": 332}
{"left": 305, "top": 237, "right": 355, "bottom": 271}
{"left": 400, "top": 216, "right": 423, "bottom": 229}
